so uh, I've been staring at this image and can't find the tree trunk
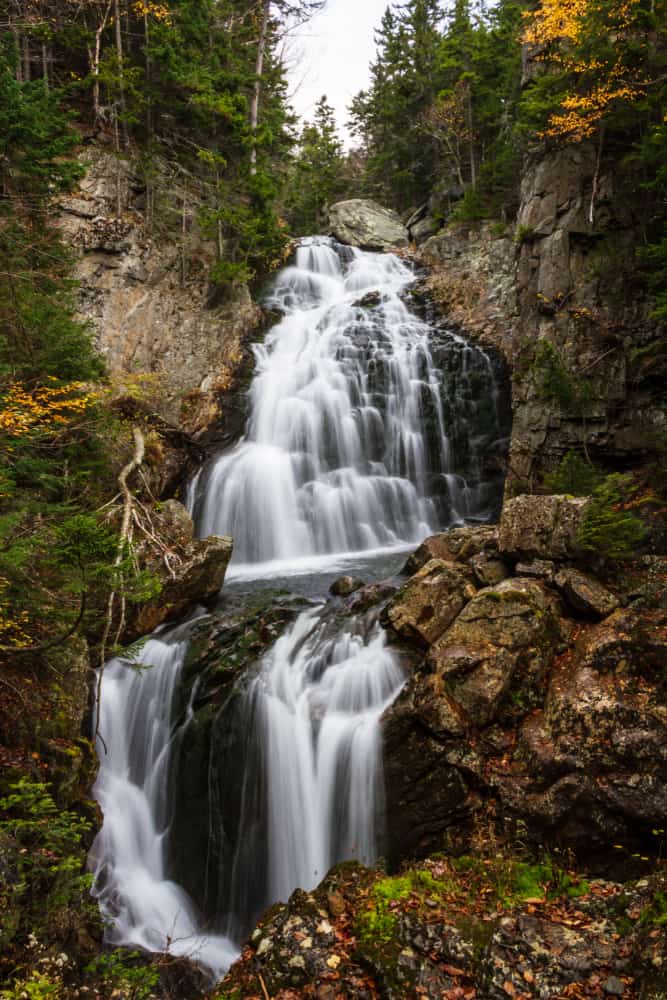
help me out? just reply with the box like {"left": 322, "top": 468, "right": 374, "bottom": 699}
{"left": 92, "top": 1, "right": 113, "bottom": 125}
{"left": 250, "top": 0, "right": 270, "bottom": 175}
{"left": 114, "top": 0, "right": 128, "bottom": 148}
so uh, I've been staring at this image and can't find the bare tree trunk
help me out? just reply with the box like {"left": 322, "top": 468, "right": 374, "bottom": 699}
{"left": 92, "top": 1, "right": 113, "bottom": 124}
{"left": 114, "top": 0, "right": 128, "bottom": 148}
{"left": 465, "top": 86, "right": 476, "bottom": 188}
{"left": 250, "top": 0, "right": 270, "bottom": 176}
{"left": 589, "top": 126, "right": 605, "bottom": 226}
{"left": 41, "top": 42, "right": 48, "bottom": 85}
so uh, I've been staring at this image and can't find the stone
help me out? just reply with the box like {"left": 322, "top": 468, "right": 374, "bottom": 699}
{"left": 469, "top": 553, "right": 509, "bottom": 587}
{"left": 403, "top": 526, "right": 498, "bottom": 575}
{"left": 554, "top": 567, "right": 620, "bottom": 619}
{"left": 382, "top": 559, "right": 476, "bottom": 647}
{"left": 328, "top": 199, "right": 408, "bottom": 251}
{"left": 124, "top": 502, "right": 233, "bottom": 641}
{"left": 420, "top": 577, "right": 562, "bottom": 731}
{"left": 515, "top": 558, "right": 556, "bottom": 582}
{"left": 499, "top": 494, "right": 590, "bottom": 560}
{"left": 329, "top": 576, "right": 364, "bottom": 597}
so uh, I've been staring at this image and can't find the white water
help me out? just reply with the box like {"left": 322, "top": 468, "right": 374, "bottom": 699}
{"left": 90, "top": 635, "right": 238, "bottom": 975}
{"left": 194, "top": 239, "right": 488, "bottom": 568}
{"left": 91, "top": 238, "right": 507, "bottom": 980}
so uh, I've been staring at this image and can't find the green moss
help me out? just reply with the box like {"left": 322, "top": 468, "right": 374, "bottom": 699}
{"left": 640, "top": 890, "right": 667, "bottom": 927}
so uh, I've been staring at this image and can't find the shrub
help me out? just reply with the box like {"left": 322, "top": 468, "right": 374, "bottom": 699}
{"left": 544, "top": 450, "right": 603, "bottom": 496}
{"left": 579, "top": 474, "right": 648, "bottom": 560}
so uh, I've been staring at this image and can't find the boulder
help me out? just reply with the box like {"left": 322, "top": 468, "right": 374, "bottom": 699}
{"left": 403, "top": 526, "right": 498, "bottom": 575}
{"left": 499, "top": 494, "right": 590, "bottom": 560}
{"left": 328, "top": 199, "right": 408, "bottom": 251}
{"left": 329, "top": 575, "right": 364, "bottom": 597}
{"left": 554, "top": 567, "right": 620, "bottom": 619}
{"left": 125, "top": 500, "right": 233, "bottom": 641}
{"left": 420, "top": 578, "right": 562, "bottom": 732}
{"left": 469, "top": 553, "right": 509, "bottom": 587}
{"left": 382, "top": 558, "right": 476, "bottom": 647}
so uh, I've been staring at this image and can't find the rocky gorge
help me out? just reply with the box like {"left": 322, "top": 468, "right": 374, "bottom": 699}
{"left": 2, "top": 133, "right": 666, "bottom": 1000}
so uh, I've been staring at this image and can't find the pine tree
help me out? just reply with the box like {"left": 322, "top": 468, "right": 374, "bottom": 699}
{"left": 285, "top": 96, "right": 346, "bottom": 235}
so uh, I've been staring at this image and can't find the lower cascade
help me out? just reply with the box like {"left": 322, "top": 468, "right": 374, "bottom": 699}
{"left": 90, "top": 238, "right": 509, "bottom": 978}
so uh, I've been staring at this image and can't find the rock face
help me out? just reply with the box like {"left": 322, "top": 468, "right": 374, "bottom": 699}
{"left": 499, "top": 494, "right": 590, "bottom": 560}
{"left": 58, "top": 149, "right": 262, "bottom": 429}
{"left": 124, "top": 500, "right": 233, "bottom": 640}
{"left": 416, "top": 145, "right": 665, "bottom": 494}
{"left": 380, "top": 525, "right": 667, "bottom": 860}
{"left": 328, "top": 199, "right": 408, "bottom": 251}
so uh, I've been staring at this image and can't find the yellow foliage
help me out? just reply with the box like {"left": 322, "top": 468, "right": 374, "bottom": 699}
{"left": 0, "top": 577, "right": 31, "bottom": 649}
{"left": 0, "top": 382, "right": 96, "bottom": 440}
{"left": 522, "top": 0, "right": 645, "bottom": 141}
{"left": 132, "top": 1, "right": 171, "bottom": 23}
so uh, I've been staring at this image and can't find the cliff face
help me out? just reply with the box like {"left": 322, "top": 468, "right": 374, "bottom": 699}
{"left": 418, "top": 144, "right": 665, "bottom": 494}
{"left": 58, "top": 148, "right": 262, "bottom": 432}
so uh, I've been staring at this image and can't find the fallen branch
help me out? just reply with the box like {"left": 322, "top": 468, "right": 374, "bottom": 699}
{"left": 95, "top": 426, "right": 145, "bottom": 750}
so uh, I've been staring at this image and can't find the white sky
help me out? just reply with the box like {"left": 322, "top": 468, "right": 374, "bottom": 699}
{"left": 285, "top": 0, "right": 389, "bottom": 146}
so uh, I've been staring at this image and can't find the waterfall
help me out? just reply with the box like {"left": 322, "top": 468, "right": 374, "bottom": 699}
{"left": 90, "top": 237, "right": 509, "bottom": 980}
{"left": 192, "top": 238, "right": 504, "bottom": 574}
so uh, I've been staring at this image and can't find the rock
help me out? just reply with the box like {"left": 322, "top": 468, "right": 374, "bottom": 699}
{"left": 499, "top": 494, "right": 590, "bottom": 560}
{"left": 510, "top": 606, "right": 667, "bottom": 848}
{"left": 328, "top": 199, "right": 408, "bottom": 251}
{"left": 382, "top": 558, "right": 476, "bottom": 647}
{"left": 383, "top": 687, "right": 473, "bottom": 866}
{"left": 554, "top": 567, "right": 620, "bottom": 619}
{"left": 403, "top": 526, "right": 498, "bottom": 574}
{"left": 469, "top": 553, "right": 509, "bottom": 587}
{"left": 329, "top": 576, "right": 365, "bottom": 597}
{"left": 515, "top": 558, "right": 556, "bottom": 582}
{"left": 124, "top": 501, "right": 232, "bottom": 640}
{"left": 352, "top": 290, "right": 382, "bottom": 309}
{"left": 422, "top": 578, "right": 562, "bottom": 731}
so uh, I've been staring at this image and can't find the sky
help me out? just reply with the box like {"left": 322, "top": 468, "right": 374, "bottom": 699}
{"left": 285, "top": 0, "right": 389, "bottom": 146}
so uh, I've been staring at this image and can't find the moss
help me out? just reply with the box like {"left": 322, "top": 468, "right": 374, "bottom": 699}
{"left": 640, "top": 890, "right": 667, "bottom": 927}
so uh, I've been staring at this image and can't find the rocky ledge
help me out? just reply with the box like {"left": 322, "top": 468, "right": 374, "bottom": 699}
{"left": 219, "top": 856, "right": 666, "bottom": 1000}
{"left": 328, "top": 199, "right": 409, "bottom": 251}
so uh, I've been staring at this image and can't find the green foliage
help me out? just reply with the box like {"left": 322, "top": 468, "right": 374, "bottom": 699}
{"left": 85, "top": 950, "right": 159, "bottom": 1000}
{"left": 531, "top": 340, "right": 593, "bottom": 416}
{"left": 544, "top": 450, "right": 603, "bottom": 496}
{"left": 285, "top": 96, "right": 348, "bottom": 236}
{"left": 0, "top": 779, "right": 92, "bottom": 918}
{"left": 640, "top": 890, "right": 667, "bottom": 927}
{"left": 579, "top": 474, "right": 648, "bottom": 560}
{"left": 0, "top": 970, "right": 63, "bottom": 1000}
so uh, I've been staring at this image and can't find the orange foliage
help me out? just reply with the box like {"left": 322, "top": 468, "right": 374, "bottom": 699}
{"left": 522, "top": 0, "right": 645, "bottom": 141}
{"left": 0, "top": 381, "right": 96, "bottom": 440}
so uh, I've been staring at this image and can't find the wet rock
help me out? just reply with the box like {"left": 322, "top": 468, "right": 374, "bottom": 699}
{"left": 330, "top": 575, "right": 365, "bottom": 597}
{"left": 383, "top": 686, "right": 473, "bottom": 866}
{"left": 352, "top": 290, "right": 382, "bottom": 309}
{"left": 555, "top": 567, "right": 620, "bottom": 619}
{"left": 403, "top": 526, "right": 498, "bottom": 574}
{"left": 344, "top": 580, "right": 397, "bottom": 614}
{"left": 328, "top": 199, "right": 408, "bottom": 251}
{"left": 421, "top": 577, "right": 562, "bottom": 731}
{"left": 499, "top": 494, "right": 590, "bottom": 560}
{"left": 382, "top": 558, "right": 476, "bottom": 647}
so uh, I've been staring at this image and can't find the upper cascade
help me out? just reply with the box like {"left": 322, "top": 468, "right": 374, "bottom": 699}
{"left": 192, "top": 238, "right": 506, "bottom": 575}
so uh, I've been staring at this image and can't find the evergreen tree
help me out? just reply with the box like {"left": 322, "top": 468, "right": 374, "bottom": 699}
{"left": 285, "top": 96, "right": 346, "bottom": 235}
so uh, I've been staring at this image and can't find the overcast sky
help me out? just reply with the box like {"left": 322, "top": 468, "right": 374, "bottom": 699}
{"left": 285, "top": 0, "right": 389, "bottom": 146}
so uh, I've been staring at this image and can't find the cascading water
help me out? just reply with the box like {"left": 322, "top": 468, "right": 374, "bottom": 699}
{"left": 91, "top": 237, "right": 509, "bottom": 980}
{"left": 192, "top": 238, "right": 505, "bottom": 573}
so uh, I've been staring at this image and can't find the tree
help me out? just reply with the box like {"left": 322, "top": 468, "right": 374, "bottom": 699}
{"left": 284, "top": 95, "right": 346, "bottom": 235}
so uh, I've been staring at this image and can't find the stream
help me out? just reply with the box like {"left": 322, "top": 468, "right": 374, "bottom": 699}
{"left": 90, "top": 238, "right": 509, "bottom": 978}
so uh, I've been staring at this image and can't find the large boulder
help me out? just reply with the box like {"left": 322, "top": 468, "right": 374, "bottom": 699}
{"left": 328, "top": 199, "right": 408, "bottom": 251}
{"left": 554, "top": 566, "right": 619, "bottom": 618}
{"left": 499, "top": 494, "right": 590, "bottom": 560}
{"left": 382, "top": 558, "right": 476, "bottom": 647}
{"left": 403, "top": 526, "right": 498, "bottom": 575}
{"left": 419, "top": 577, "right": 563, "bottom": 733}
{"left": 124, "top": 499, "right": 233, "bottom": 640}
